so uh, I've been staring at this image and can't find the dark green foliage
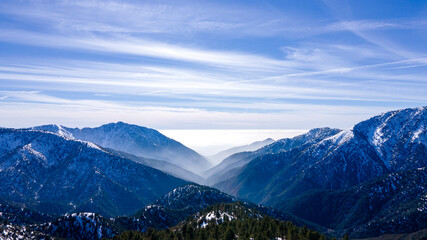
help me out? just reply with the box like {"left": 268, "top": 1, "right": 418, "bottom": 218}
{"left": 224, "top": 228, "right": 235, "bottom": 240}
{"left": 113, "top": 203, "right": 327, "bottom": 240}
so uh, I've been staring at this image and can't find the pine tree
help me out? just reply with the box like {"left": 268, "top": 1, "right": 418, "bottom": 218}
{"left": 198, "top": 228, "right": 208, "bottom": 240}
{"left": 225, "top": 228, "right": 236, "bottom": 240}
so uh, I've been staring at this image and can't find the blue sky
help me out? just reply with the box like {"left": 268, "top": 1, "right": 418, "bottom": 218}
{"left": 0, "top": 0, "right": 426, "bottom": 131}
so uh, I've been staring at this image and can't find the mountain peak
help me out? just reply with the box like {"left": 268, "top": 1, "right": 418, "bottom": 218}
{"left": 29, "top": 122, "right": 211, "bottom": 174}
{"left": 108, "top": 121, "right": 147, "bottom": 128}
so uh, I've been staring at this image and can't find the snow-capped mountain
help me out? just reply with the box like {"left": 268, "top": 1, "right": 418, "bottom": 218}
{"left": 211, "top": 107, "right": 427, "bottom": 236}
{"left": 31, "top": 122, "right": 211, "bottom": 174}
{"left": 0, "top": 128, "right": 187, "bottom": 217}
{"left": 208, "top": 138, "right": 275, "bottom": 165}
{"left": 352, "top": 107, "right": 426, "bottom": 171}
{"left": 217, "top": 107, "right": 425, "bottom": 204}
{"left": 205, "top": 127, "right": 341, "bottom": 185}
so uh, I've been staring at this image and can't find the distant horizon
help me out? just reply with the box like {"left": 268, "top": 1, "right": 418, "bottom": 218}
{"left": 160, "top": 129, "right": 308, "bottom": 156}
{"left": 0, "top": 104, "right": 423, "bottom": 156}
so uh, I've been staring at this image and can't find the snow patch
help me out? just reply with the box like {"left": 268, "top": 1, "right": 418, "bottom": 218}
{"left": 198, "top": 210, "right": 235, "bottom": 228}
{"left": 411, "top": 126, "right": 425, "bottom": 143}
{"left": 55, "top": 124, "right": 75, "bottom": 139}
{"left": 23, "top": 144, "right": 47, "bottom": 162}
{"left": 323, "top": 130, "right": 353, "bottom": 146}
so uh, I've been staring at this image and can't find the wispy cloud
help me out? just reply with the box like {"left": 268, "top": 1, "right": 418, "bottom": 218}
{"left": 322, "top": 19, "right": 427, "bottom": 33}
{"left": 0, "top": 90, "right": 397, "bottom": 130}
{"left": 0, "top": 0, "right": 426, "bottom": 130}
{"left": 0, "top": 0, "right": 293, "bottom": 37}
{"left": 1, "top": 57, "right": 425, "bottom": 105}
{"left": 0, "top": 29, "right": 294, "bottom": 72}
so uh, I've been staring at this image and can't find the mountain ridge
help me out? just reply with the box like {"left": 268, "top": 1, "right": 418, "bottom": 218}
{"left": 30, "top": 122, "right": 212, "bottom": 174}
{"left": 206, "top": 127, "right": 341, "bottom": 185}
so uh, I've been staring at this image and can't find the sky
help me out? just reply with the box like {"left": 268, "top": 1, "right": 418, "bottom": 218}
{"left": 0, "top": 0, "right": 426, "bottom": 152}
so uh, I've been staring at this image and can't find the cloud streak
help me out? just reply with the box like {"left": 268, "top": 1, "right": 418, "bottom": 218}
{"left": 0, "top": 0, "right": 426, "bottom": 130}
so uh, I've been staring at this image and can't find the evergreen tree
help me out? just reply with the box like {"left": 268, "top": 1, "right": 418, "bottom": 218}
{"left": 225, "top": 228, "right": 236, "bottom": 240}
{"left": 198, "top": 228, "right": 208, "bottom": 240}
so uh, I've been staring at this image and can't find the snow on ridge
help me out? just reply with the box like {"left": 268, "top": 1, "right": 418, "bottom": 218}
{"left": 29, "top": 124, "right": 75, "bottom": 140}
{"left": 369, "top": 111, "right": 398, "bottom": 145}
{"left": 66, "top": 212, "right": 97, "bottom": 218}
{"left": 22, "top": 143, "right": 47, "bottom": 162}
{"left": 55, "top": 124, "right": 75, "bottom": 139}
{"left": 414, "top": 106, "right": 426, "bottom": 115}
{"left": 197, "top": 210, "right": 235, "bottom": 228}
{"left": 84, "top": 141, "right": 103, "bottom": 151}
{"left": 322, "top": 129, "right": 354, "bottom": 146}
{"left": 26, "top": 127, "right": 106, "bottom": 153}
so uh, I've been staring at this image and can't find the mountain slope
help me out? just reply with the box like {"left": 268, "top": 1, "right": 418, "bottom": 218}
{"left": 205, "top": 127, "right": 341, "bottom": 185}
{"left": 31, "top": 122, "right": 212, "bottom": 174}
{"left": 0, "top": 202, "right": 55, "bottom": 225}
{"left": 106, "top": 149, "right": 204, "bottom": 184}
{"left": 0, "top": 128, "right": 187, "bottom": 217}
{"left": 218, "top": 107, "right": 425, "bottom": 203}
{"left": 208, "top": 138, "right": 275, "bottom": 165}
{"left": 216, "top": 107, "right": 426, "bottom": 237}
{"left": 280, "top": 168, "right": 427, "bottom": 238}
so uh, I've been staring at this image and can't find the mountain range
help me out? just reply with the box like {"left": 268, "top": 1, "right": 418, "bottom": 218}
{"left": 0, "top": 106, "right": 425, "bottom": 239}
